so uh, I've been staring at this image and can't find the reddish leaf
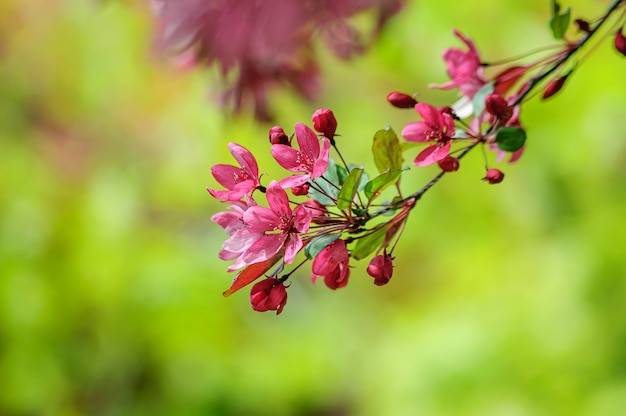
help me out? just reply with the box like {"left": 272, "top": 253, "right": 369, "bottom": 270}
{"left": 222, "top": 253, "right": 283, "bottom": 297}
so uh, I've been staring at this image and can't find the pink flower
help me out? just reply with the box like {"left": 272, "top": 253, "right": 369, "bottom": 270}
{"left": 212, "top": 200, "right": 264, "bottom": 272}
{"left": 242, "top": 181, "right": 312, "bottom": 265}
{"left": 311, "top": 108, "right": 338, "bottom": 139}
{"left": 483, "top": 168, "right": 505, "bottom": 184}
{"left": 430, "top": 29, "right": 488, "bottom": 98}
{"left": 311, "top": 239, "right": 350, "bottom": 290}
{"left": 401, "top": 103, "right": 456, "bottom": 167}
{"left": 367, "top": 254, "right": 394, "bottom": 286}
{"left": 250, "top": 278, "right": 288, "bottom": 315}
{"left": 386, "top": 91, "right": 418, "bottom": 109}
{"left": 272, "top": 123, "right": 331, "bottom": 188}
{"left": 151, "top": 0, "right": 404, "bottom": 121}
{"left": 207, "top": 143, "right": 260, "bottom": 201}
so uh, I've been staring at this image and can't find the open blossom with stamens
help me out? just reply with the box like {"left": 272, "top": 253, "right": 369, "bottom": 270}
{"left": 430, "top": 29, "right": 488, "bottom": 99}
{"left": 402, "top": 103, "right": 456, "bottom": 166}
{"left": 272, "top": 122, "right": 331, "bottom": 189}
{"left": 241, "top": 181, "right": 312, "bottom": 265}
{"left": 207, "top": 142, "right": 260, "bottom": 201}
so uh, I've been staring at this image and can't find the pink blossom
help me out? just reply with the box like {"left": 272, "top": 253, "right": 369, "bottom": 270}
{"left": 311, "top": 108, "right": 338, "bottom": 139}
{"left": 250, "top": 278, "right": 288, "bottom": 315}
{"left": 401, "top": 103, "right": 456, "bottom": 167}
{"left": 430, "top": 29, "right": 488, "bottom": 98}
{"left": 311, "top": 239, "right": 350, "bottom": 290}
{"left": 207, "top": 142, "right": 260, "bottom": 201}
{"left": 242, "top": 181, "right": 312, "bottom": 265}
{"left": 483, "top": 168, "right": 505, "bottom": 184}
{"left": 367, "top": 254, "right": 394, "bottom": 286}
{"left": 213, "top": 200, "right": 264, "bottom": 272}
{"left": 151, "top": 0, "right": 404, "bottom": 120}
{"left": 272, "top": 123, "right": 331, "bottom": 188}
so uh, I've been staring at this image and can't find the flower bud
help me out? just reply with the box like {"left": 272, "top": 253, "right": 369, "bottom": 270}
{"left": 386, "top": 91, "right": 418, "bottom": 109}
{"left": 542, "top": 73, "right": 570, "bottom": 99}
{"left": 615, "top": 27, "right": 626, "bottom": 57}
{"left": 575, "top": 19, "right": 591, "bottom": 33}
{"left": 367, "top": 254, "right": 394, "bottom": 286}
{"left": 483, "top": 168, "right": 505, "bottom": 184}
{"left": 437, "top": 155, "right": 460, "bottom": 172}
{"left": 291, "top": 183, "right": 310, "bottom": 196}
{"left": 250, "top": 278, "right": 288, "bottom": 315}
{"left": 485, "top": 93, "right": 512, "bottom": 121}
{"left": 311, "top": 108, "right": 337, "bottom": 138}
{"left": 269, "top": 126, "right": 290, "bottom": 146}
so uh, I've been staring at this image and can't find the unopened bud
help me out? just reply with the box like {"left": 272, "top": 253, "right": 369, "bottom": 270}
{"left": 575, "top": 19, "right": 591, "bottom": 33}
{"left": 615, "top": 27, "right": 626, "bottom": 57}
{"left": 386, "top": 91, "right": 418, "bottom": 109}
{"left": 311, "top": 108, "right": 337, "bottom": 138}
{"left": 367, "top": 254, "right": 394, "bottom": 286}
{"left": 485, "top": 93, "right": 512, "bottom": 121}
{"left": 542, "top": 73, "right": 570, "bottom": 99}
{"left": 437, "top": 155, "right": 460, "bottom": 172}
{"left": 483, "top": 168, "right": 505, "bottom": 184}
{"left": 269, "top": 126, "right": 290, "bottom": 146}
{"left": 291, "top": 183, "right": 309, "bottom": 196}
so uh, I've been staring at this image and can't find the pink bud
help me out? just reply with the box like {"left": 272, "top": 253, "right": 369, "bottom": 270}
{"left": 483, "top": 168, "right": 505, "bottom": 184}
{"left": 386, "top": 91, "right": 418, "bottom": 109}
{"left": 291, "top": 183, "right": 309, "bottom": 196}
{"left": 311, "top": 108, "right": 337, "bottom": 138}
{"left": 542, "top": 73, "right": 570, "bottom": 99}
{"left": 250, "top": 278, "right": 288, "bottom": 315}
{"left": 269, "top": 126, "right": 290, "bottom": 146}
{"left": 485, "top": 93, "right": 512, "bottom": 121}
{"left": 367, "top": 254, "right": 394, "bottom": 286}
{"left": 615, "top": 27, "right": 626, "bottom": 57}
{"left": 437, "top": 155, "right": 460, "bottom": 172}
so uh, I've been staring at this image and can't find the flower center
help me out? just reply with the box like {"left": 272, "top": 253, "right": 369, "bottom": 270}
{"left": 233, "top": 168, "right": 251, "bottom": 184}
{"left": 295, "top": 151, "right": 314, "bottom": 171}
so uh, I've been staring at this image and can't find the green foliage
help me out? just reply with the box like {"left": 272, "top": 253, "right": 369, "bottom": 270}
{"left": 495, "top": 127, "right": 527, "bottom": 152}
{"left": 372, "top": 127, "right": 403, "bottom": 174}
{"left": 473, "top": 82, "right": 494, "bottom": 118}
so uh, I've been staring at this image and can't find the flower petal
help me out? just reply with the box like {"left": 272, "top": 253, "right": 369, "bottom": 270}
{"left": 295, "top": 123, "right": 320, "bottom": 158}
{"left": 228, "top": 142, "right": 259, "bottom": 179}
{"left": 271, "top": 144, "right": 302, "bottom": 171}
{"left": 265, "top": 181, "right": 292, "bottom": 218}
{"left": 243, "top": 233, "right": 286, "bottom": 264}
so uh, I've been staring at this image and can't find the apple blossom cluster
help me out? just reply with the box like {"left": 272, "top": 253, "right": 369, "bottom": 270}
{"left": 208, "top": 0, "right": 626, "bottom": 314}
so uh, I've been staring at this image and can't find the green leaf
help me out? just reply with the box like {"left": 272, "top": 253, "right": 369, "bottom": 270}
{"left": 309, "top": 158, "right": 339, "bottom": 205}
{"left": 551, "top": 0, "right": 560, "bottom": 16}
{"left": 472, "top": 81, "right": 494, "bottom": 117}
{"left": 336, "top": 164, "right": 348, "bottom": 185}
{"left": 550, "top": 7, "right": 571, "bottom": 39}
{"left": 495, "top": 127, "right": 526, "bottom": 152}
{"left": 364, "top": 170, "right": 402, "bottom": 201}
{"left": 372, "top": 127, "right": 403, "bottom": 174}
{"left": 336, "top": 168, "right": 363, "bottom": 210}
{"left": 351, "top": 226, "right": 388, "bottom": 260}
{"left": 304, "top": 233, "right": 342, "bottom": 260}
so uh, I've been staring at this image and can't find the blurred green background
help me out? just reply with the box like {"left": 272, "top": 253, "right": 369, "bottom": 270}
{"left": 2, "top": 0, "right": 626, "bottom": 415}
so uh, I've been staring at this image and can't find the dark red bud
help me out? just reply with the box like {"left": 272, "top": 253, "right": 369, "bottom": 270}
{"left": 386, "top": 91, "right": 418, "bottom": 109}
{"left": 485, "top": 93, "right": 512, "bottom": 121}
{"left": 542, "top": 73, "right": 570, "bottom": 99}
{"left": 367, "top": 254, "right": 394, "bottom": 286}
{"left": 311, "top": 108, "right": 337, "bottom": 138}
{"left": 437, "top": 155, "right": 460, "bottom": 172}
{"left": 250, "top": 278, "right": 288, "bottom": 315}
{"left": 269, "top": 126, "right": 290, "bottom": 146}
{"left": 615, "top": 27, "right": 626, "bottom": 57}
{"left": 291, "top": 183, "right": 310, "bottom": 196}
{"left": 493, "top": 66, "right": 529, "bottom": 96}
{"left": 483, "top": 168, "right": 505, "bottom": 184}
{"left": 575, "top": 19, "right": 591, "bottom": 33}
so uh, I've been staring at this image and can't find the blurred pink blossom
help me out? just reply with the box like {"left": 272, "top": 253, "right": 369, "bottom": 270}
{"left": 150, "top": 0, "right": 405, "bottom": 120}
